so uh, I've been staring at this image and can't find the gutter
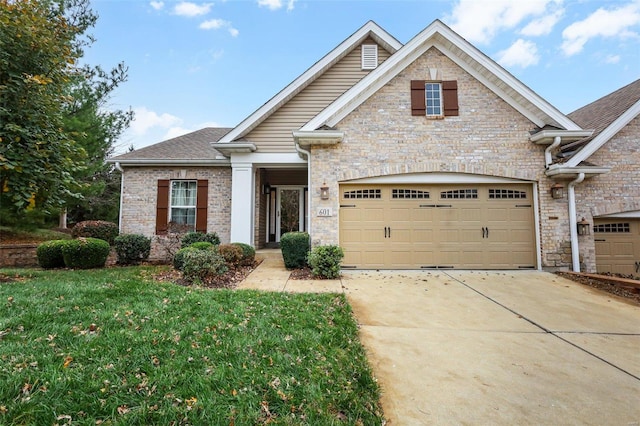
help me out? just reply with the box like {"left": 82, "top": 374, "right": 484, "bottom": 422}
{"left": 567, "top": 173, "right": 585, "bottom": 272}
{"left": 106, "top": 158, "right": 230, "bottom": 167}
{"left": 294, "top": 142, "right": 312, "bottom": 244}
{"left": 544, "top": 136, "right": 561, "bottom": 168}
{"left": 114, "top": 162, "right": 125, "bottom": 233}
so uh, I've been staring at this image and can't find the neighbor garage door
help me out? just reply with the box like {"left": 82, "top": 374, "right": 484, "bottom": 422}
{"left": 594, "top": 218, "right": 640, "bottom": 275}
{"left": 339, "top": 184, "right": 536, "bottom": 269}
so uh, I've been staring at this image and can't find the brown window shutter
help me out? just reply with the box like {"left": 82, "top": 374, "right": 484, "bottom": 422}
{"left": 443, "top": 80, "right": 459, "bottom": 116}
{"left": 195, "top": 180, "right": 208, "bottom": 233}
{"left": 410, "top": 80, "right": 426, "bottom": 116}
{"left": 156, "top": 180, "right": 170, "bottom": 235}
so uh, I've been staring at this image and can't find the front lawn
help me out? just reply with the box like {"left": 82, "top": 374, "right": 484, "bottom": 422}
{"left": 0, "top": 267, "right": 383, "bottom": 425}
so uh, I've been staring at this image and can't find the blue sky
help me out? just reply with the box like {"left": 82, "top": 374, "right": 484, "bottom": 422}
{"left": 83, "top": 0, "right": 640, "bottom": 153}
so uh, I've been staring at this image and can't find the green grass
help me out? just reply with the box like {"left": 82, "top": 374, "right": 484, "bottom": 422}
{"left": 0, "top": 267, "right": 383, "bottom": 425}
{"left": 0, "top": 226, "right": 71, "bottom": 244}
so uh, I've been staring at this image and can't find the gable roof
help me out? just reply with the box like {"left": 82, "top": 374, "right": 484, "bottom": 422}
{"left": 218, "top": 20, "right": 402, "bottom": 144}
{"left": 561, "top": 78, "right": 640, "bottom": 166}
{"left": 108, "top": 127, "right": 232, "bottom": 166}
{"left": 301, "top": 19, "right": 581, "bottom": 133}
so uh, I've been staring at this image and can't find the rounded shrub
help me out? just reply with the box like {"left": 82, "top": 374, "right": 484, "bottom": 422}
{"left": 307, "top": 245, "right": 344, "bottom": 279}
{"left": 181, "top": 249, "right": 228, "bottom": 285}
{"left": 36, "top": 240, "right": 68, "bottom": 269}
{"left": 280, "top": 232, "right": 310, "bottom": 269}
{"left": 72, "top": 220, "right": 119, "bottom": 245}
{"left": 180, "top": 232, "right": 220, "bottom": 248}
{"left": 232, "top": 242, "right": 256, "bottom": 266}
{"left": 219, "top": 243, "right": 243, "bottom": 267}
{"left": 61, "top": 238, "right": 111, "bottom": 269}
{"left": 190, "top": 241, "right": 215, "bottom": 251}
{"left": 114, "top": 234, "right": 151, "bottom": 265}
{"left": 173, "top": 247, "right": 197, "bottom": 271}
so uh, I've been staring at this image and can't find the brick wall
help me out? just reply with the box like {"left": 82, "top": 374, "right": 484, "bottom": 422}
{"left": 0, "top": 244, "right": 39, "bottom": 267}
{"left": 120, "top": 167, "right": 232, "bottom": 261}
{"left": 574, "top": 115, "right": 640, "bottom": 272}
{"left": 309, "top": 47, "right": 573, "bottom": 269}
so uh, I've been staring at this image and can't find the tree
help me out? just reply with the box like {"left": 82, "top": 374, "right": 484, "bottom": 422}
{"left": 61, "top": 64, "right": 133, "bottom": 224}
{"left": 0, "top": 0, "right": 126, "bottom": 223}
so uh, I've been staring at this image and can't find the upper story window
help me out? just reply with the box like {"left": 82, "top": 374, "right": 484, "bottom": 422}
{"left": 361, "top": 44, "right": 378, "bottom": 70}
{"left": 425, "top": 83, "right": 442, "bottom": 116}
{"left": 170, "top": 180, "right": 197, "bottom": 229}
{"left": 411, "top": 80, "right": 459, "bottom": 117}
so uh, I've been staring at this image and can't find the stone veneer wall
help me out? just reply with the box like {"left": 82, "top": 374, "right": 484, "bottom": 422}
{"left": 573, "top": 115, "right": 640, "bottom": 272}
{"left": 309, "top": 47, "right": 575, "bottom": 270}
{"left": 120, "top": 167, "right": 232, "bottom": 261}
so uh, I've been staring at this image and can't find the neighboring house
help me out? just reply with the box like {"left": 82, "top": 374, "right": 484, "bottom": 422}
{"left": 108, "top": 20, "right": 640, "bottom": 274}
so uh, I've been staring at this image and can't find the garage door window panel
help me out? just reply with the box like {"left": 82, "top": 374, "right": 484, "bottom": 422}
{"left": 343, "top": 189, "right": 381, "bottom": 199}
{"left": 441, "top": 189, "right": 478, "bottom": 199}
{"left": 594, "top": 223, "right": 630, "bottom": 233}
{"left": 392, "top": 189, "right": 429, "bottom": 199}
{"left": 489, "top": 189, "right": 527, "bottom": 199}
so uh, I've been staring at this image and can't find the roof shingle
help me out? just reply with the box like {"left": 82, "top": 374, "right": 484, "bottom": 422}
{"left": 110, "top": 127, "right": 233, "bottom": 161}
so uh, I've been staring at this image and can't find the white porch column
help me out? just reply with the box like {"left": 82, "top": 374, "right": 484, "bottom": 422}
{"left": 230, "top": 162, "right": 255, "bottom": 245}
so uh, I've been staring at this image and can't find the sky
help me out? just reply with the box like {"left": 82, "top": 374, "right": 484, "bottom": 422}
{"left": 82, "top": 0, "right": 640, "bottom": 154}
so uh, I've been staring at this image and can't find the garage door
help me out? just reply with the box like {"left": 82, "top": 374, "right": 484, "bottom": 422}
{"left": 594, "top": 218, "right": 640, "bottom": 275}
{"left": 339, "top": 184, "right": 536, "bottom": 269}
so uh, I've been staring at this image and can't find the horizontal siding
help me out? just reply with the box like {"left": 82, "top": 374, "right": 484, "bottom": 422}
{"left": 248, "top": 38, "right": 392, "bottom": 153}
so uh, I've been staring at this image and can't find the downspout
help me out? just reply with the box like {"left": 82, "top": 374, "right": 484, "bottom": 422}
{"left": 545, "top": 136, "right": 561, "bottom": 168}
{"left": 114, "top": 162, "right": 125, "bottom": 233}
{"left": 567, "top": 172, "right": 585, "bottom": 272}
{"left": 294, "top": 143, "right": 312, "bottom": 243}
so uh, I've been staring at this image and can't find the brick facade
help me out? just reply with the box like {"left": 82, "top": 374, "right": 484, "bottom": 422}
{"left": 309, "top": 47, "right": 574, "bottom": 270}
{"left": 574, "top": 115, "right": 640, "bottom": 272}
{"left": 120, "top": 167, "right": 232, "bottom": 261}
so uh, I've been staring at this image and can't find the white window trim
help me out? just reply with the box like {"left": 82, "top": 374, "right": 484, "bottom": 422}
{"left": 361, "top": 44, "right": 378, "bottom": 70}
{"left": 425, "top": 82, "right": 443, "bottom": 117}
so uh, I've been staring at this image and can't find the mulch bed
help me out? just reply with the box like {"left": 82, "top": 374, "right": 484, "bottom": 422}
{"left": 152, "top": 260, "right": 262, "bottom": 289}
{"left": 556, "top": 271, "right": 640, "bottom": 306}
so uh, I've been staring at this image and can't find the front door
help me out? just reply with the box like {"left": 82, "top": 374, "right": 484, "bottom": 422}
{"left": 276, "top": 187, "right": 306, "bottom": 242}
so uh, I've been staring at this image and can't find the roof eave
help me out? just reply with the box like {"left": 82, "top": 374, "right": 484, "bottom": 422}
{"left": 210, "top": 142, "right": 257, "bottom": 156}
{"left": 292, "top": 130, "right": 344, "bottom": 147}
{"left": 107, "top": 158, "right": 230, "bottom": 167}
{"left": 565, "top": 99, "right": 640, "bottom": 167}
{"left": 545, "top": 165, "right": 610, "bottom": 179}
{"left": 530, "top": 129, "right": 594, "bottom": 145}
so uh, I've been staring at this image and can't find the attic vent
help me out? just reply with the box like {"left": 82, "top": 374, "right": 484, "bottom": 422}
{"left": 361, "top": 44, "right": 378, "bottom": 70}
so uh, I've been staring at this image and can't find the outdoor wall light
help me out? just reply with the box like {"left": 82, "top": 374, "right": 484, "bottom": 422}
{"left": 263, "top": 183, "right": 271, "bottom": 195}
{"left": 550, "top": 182, "right": 565, "bottom": 199}
{"left": 577, "top": 217, "right": 590, "bottom": 235}
{"left": 320, "top": 182, "right": 329, "bottom": 200}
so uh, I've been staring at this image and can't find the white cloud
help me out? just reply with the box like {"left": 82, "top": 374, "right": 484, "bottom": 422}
{"left": 150, "top": 1, "right": 164, "bottom": 11}
{"left": 561, "top": 2, "right": 640, "bottom": 56}
{"left": 447, "top": 0, "right": 559, "bottom": 44}
{"left": 605, "top": 54, "right": 621, "bottom": 64}
{"left": 200, "top": 18, "right": 226, "bottom": 30}
{"left": 257, "top": 0, "right": 296, "bottom": 11}
{"left": 199, "top": 19, "right": 239, "bottom": 37}
{"left": 496, "top": 39, "right": 540, "bottom": 68}
{"left": 520, "top": 9, "right": 564, "bottom": 36}
{"left": 130, "top": 107, "right": 182, "bottom": 136}
{"left": 174, "top": 2, "right": 213, "bottom": 17}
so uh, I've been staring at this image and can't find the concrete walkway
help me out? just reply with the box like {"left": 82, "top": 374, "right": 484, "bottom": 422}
{"left": 237, "top": 249, "right": 343, "bottom": 293}
{"left": 238, "top": 251, "right": 640, "bottom": 425}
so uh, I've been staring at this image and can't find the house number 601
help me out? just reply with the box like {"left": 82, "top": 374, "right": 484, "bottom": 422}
{"left": 317, "top": 207, "right": 332, "bottom": 217}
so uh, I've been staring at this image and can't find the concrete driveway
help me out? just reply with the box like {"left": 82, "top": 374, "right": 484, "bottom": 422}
{"left": 343, "top": 270, "right": 640, "bottom": 425}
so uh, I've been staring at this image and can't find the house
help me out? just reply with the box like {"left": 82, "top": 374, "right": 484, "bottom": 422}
{"left": 108, "top": 20, "right": 640, "bottom": 274}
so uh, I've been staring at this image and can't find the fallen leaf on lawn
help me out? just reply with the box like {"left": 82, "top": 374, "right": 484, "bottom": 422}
{"left": 117, "top": 405, "right": 129, "bottom": 415}
{"left": 231, "top": 389, "right": 238, "bottom": 396}
{"left": 63, "top": 356, "right": 73, "bottom": 368}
